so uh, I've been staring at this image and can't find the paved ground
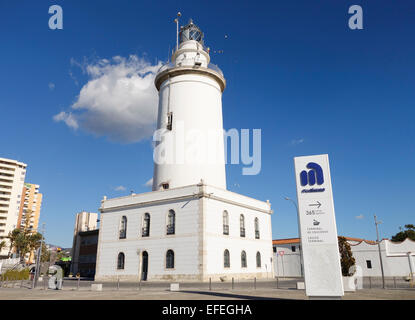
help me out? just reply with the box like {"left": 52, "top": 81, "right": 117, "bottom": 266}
{"left": 0, "top": 279, "right": 414, "bottom": 300}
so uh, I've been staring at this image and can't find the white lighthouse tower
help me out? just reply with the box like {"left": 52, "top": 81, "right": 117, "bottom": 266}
{"left": 153, "top": 19, "right": 227, "bottom": 191}
{"left": 95, "top": 18, "right": 273, "bottom": 283}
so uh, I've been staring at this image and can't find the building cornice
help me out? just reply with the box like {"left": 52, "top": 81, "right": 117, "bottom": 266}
{"left": 100, "top": 187, "right": 272, "bottom": 215}
{"left": 155, "top": 66, "right": 226, "bottom": 92}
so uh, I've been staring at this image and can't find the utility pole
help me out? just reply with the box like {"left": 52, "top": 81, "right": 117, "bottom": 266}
{"left": 32, "top": 223, "right": 45, "bottom": 289}
{"left": 374, "top": 215, "right": 385, "bottom": 289}
{"left": 33, "top": 222, "right": 45, "bottom": 289}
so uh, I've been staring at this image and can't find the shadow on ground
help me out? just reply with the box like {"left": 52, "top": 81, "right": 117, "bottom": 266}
{"left": 180, "top": 290, "right": 291, "bottom": 300}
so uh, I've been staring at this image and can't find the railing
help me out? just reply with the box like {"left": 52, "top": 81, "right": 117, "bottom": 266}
{"left": 255, "top": 231, "right": 260, "bottom": 239}
{"left": 157, "top": 61, "right": 224, "bottom": 77}
{"left": 166, "top": 225, "right": 175, "bottom": 235}
{"left": 223, "top": 225, "right": 229, "bottom": 235}
{"left": 119, "top": 230, "right": 126, "bottom": 239}
{"left": 240, "top": 228, "right": 246, "bottom": 237}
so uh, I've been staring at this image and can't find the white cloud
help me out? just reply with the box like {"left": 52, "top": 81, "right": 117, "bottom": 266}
{"left": 55, "top": 55, "right": 162, "bottom": 143}
{"left": 291, "top": 138, "right": 304, "bottom": 145}
{"left": 114, "top": 185, "right": 126, "bottom": 191}
{"left": 355, "top": 214, "right": 364, "bottom": 220}
{"left": 144, "top": 178, "right": 153, "bottom": 188}
{"left": 48, "top": 82, "right": 55, "bottom": 91}
{"left": 53, "top": 111, "right": 78, "bottom": 129}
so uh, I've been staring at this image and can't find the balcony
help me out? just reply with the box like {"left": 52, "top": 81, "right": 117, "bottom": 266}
{"left": 0, "top": 181, "right": 13, "bottom": 187}
{"left": 0, "top": 200, "right": 10, "bottom": 206}
{"left": 119, "top": 230, "right": 126, "bottom": 239}
{"left": 166, "top": 225, "right": 175, "bottom": 235}
{"left": 255, "top": 231, "right": 260, "bottom": 239}
{"left": 240, "top": 228, "right": 246, "bottom": 238}
{"left": 223, "top": 225, "right": 229, "bottom": 235}
{"left": 142, "top": 227, "right": 149, "bottom": 237}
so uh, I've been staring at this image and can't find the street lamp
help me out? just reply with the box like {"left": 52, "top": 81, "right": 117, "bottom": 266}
{"left": 32, "top": 222, "right": 45, "bottom": 289}
{"left": 284, "top": 197, "right": 304, "bottom": 277}
{"left": 374, "top": 215, "right": 386, "bottom": 289}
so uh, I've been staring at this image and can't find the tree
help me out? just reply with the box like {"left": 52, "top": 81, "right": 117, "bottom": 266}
{"left": 0, "top": 240, "right": 6, "bottom": 253}
{"left": 391, "top": 224, "right": 415, "bottom": 242}
{"left": 7, "top": 212, "right": 43, "bottom": 264}
{"left": 7, "top": 229, "right": 21, "bottom": 258}
{"left": 338, "top": 236, "right": 356, "bottom": 276}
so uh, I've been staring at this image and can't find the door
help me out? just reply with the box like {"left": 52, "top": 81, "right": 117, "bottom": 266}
{"left": 141, "top": 251, "right": 148, "bottom": 281}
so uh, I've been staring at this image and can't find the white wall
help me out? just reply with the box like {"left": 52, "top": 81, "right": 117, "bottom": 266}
{"left": 351, "top": 240, "right": 415, "bottom": 277}
{"left": 96, "top": 193, "right": 201, "bottom": 281}
{"left": 96, "top": 184, "right": 274, "bottom": 281}
{"left": 273, "top": 243, "right": 303, "bottom": 277}
{"left": 204, "top": 196, "right": 273, "bottom": 279}
{"left": 153, "top": 72, "right": 226, "bottom": 191}
{"left": 272, "top": 239, "right": 415, "bottom": 278}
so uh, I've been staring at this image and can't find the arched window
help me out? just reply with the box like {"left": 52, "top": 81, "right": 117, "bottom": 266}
{"left": 223, "top": 211, "right": 229, "bottom": 235}
{"left": 117, "top": 252, "right": 125, "bottom": 270}
{"left": 223, "top": 249, "right": 231, "bottom": 268}
{"left": 142, "top": 213, "right": 150, "bottom": 237}
{"left": 256, "top": 252, "right": 261, "bottom": 268}
{"left": 167, "top": 210, "right": 175, "bottom": 235}
{"left": 119, "top": 216, "right": 127, "bottom": 239}
{"left": 255, "top": 217, "right": 260, "bottom": 239}
{"left": 166, "top": 250, "right": 174, "bottom": 269}
{"left": 224, "top": 249, "right": 230, "bottom": 268}
{"left": 240, "top": 214, "right": 245, "bottom": 237}
{"left": 241, "top": 250, "right": 247, "bottom": 268}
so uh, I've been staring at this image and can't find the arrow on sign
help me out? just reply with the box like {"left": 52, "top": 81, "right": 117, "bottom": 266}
{"left": 309, "top": 201, "right": 322, "bottom": 209}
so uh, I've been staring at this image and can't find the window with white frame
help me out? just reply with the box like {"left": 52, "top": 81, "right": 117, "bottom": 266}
{"left": 167, "top": 210, "right": 175, "bottom": 235}
{"left": 224, "top": 249, "right": 230, "bottom": 268}
{"left": 166, "top": 250, "right": 174, "bottom": 269}
{"left": 256, "top": 252, "right": 261, "bottom": 268}
{"left": 254, "top": 217, "right": 260, "bottom": 239}
{"left": 117, "top": 252, "right": 125, "bottom": 270}
{"left": 119, "top": 216, "right": 127, "bottom": 239}
{"left": 241, "top": 250, "right": 247, "bottom": 268}
{"left": 240, "top": 214, "right": 245, "bottom": 237}
{"left": 223, "top": 211, "right": 229, "bottom": 235}
{"left": 142, "top": 213, "right": 150, "bottom": 237}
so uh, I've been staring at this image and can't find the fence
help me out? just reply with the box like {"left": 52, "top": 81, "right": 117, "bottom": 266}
{"left": 0, "top": 276, "right": 413, "bottom": 292}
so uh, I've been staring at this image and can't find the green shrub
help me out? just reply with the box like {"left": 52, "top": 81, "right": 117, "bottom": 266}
{"left": 1, "top": 268, "right": 30, "bottom": 281}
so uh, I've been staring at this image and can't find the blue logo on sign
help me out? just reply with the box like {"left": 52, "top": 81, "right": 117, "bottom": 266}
{"left": 300, "top": 162, "right": 324, "bottom": 186}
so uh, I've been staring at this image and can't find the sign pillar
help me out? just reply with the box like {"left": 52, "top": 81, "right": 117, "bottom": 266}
{"left": 294, "top": 154, "right": 344, "bottom": 298}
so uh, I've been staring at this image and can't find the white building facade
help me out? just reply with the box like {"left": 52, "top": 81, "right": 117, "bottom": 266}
{"left": 0, "top": 157, "right": 27, "bottom": 257}
{"left": 273, "top": 237, "right": 415, "bottom": 278}
{"left": 95, "top": 20, "right": 273, "bottom": 282}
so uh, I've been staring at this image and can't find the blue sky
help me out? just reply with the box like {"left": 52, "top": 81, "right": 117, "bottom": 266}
{"left": 1, "top": 0, "right": 414, "bottom": 247}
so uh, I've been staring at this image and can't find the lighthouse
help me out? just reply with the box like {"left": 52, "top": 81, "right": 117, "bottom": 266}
{"left": 153, "top": 19, "right": 227, "bottom": 191}
{"left": 95, "top": 18, "right": 273, "bottom": 283}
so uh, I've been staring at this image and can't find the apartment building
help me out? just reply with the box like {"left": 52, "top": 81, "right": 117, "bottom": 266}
{"left": 17, "top": 183, "right": 43, "bottom": 231}
{"left": 0, "top": 157, "right": 27, "bottom": 257}
{"left": 16, "top": 183, "right": 43, "bottom": 263}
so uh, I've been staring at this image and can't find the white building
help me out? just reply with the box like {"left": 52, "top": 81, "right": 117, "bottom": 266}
{"left": 0, "top": 157, "right": 27, "bottom": 257}
{"left": 95, "top": 20, "right": 273, "bottom": 282}
{"left": 273, "top": 237, "right": 415, "bottom": 278}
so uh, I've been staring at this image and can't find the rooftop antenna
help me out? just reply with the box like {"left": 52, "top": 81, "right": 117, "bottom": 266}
{"left": 174, "top": 12, "right": 182, "bottom": 52}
